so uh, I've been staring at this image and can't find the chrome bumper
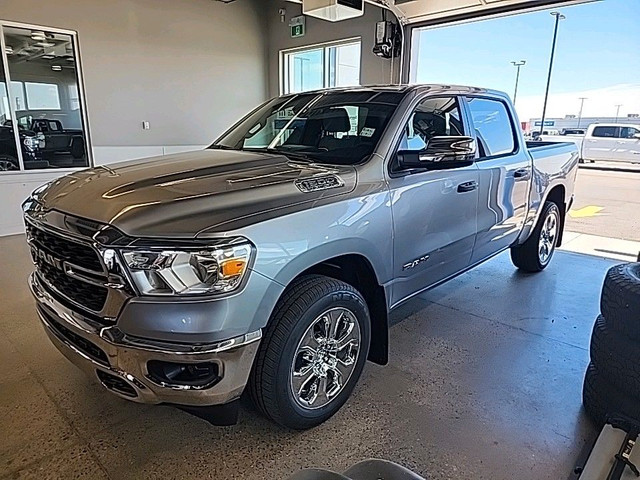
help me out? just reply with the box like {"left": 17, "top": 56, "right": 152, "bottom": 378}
{"left": 29, "top": 273, "right": 261, "bottom": 406}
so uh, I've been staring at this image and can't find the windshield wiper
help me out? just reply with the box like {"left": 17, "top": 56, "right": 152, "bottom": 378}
{"left": 246, "top": 147, "right": 316, "bottom": 163}
{"left": 208, "top": 144, "right": 237, "bottom": 150}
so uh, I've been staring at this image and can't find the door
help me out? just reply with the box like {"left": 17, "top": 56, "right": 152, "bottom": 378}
{"left": 583, "top": 126, "right": 619, "bottom": 161}
{"left": 388, "top": 96, "right": 479, "bottom": 306}
{"left": 615, "top": 126, "right": 640, "bottom": 164}
{"left": 465, "top": 96, "right": 531, "bottom": 263}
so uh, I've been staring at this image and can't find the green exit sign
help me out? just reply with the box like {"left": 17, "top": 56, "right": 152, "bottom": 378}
{"left": 289, "top": 16, "right": 305, "bottom": 38}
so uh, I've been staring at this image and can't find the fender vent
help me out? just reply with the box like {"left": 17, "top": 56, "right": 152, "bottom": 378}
{"left": 295, "top": 175, "right": 343, "bottom": 193}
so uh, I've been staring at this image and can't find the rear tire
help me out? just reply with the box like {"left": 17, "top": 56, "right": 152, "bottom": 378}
{"left": 510, "top": 201, "right": 561, "bottom": 272}
{"left": 248, "top": 275, "right": 371, "bottom": 429}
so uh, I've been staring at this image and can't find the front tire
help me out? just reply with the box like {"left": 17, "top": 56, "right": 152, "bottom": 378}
{"left": 510, "top": 201, "right": 561, "bottom": 272}
{"left": 248, "top": 275, "right": 371, "bottom": 429}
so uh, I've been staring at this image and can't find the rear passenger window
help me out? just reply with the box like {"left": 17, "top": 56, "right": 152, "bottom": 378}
{"left": 466, "top": 97, "right": 515, "bottom": 157}
{"left": 592, "top": 126, "right": 618, "bottom": 138}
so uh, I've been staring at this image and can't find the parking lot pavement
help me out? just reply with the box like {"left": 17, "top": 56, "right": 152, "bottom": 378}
{"left": 566, "top": 168, "right": 639, "bottom": 243}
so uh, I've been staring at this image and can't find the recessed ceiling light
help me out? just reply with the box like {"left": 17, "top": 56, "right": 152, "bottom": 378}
{"left": 4, "top": 45, "right": 13, "bottom": 55}
{"left": 51, "top": 65, "right": 62, "bottom": 71}
{"left": 42, "top": 54, "right": 55, "bottom": 59}
{"left": 31, "top": 31, "right": 46, "bottom": 41}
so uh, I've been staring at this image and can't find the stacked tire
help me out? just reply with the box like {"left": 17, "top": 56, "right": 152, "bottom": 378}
{"left": 583, "top": 262, "right": 640, "bottom": 426}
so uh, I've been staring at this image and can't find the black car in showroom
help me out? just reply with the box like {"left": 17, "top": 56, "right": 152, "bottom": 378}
{"left": 0, "top": 120, "right": 47, "bottom": 170}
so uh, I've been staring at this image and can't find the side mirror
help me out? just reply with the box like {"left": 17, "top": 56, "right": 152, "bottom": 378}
{"left": 397, "top": 136, "right": 476, "bottom": 170}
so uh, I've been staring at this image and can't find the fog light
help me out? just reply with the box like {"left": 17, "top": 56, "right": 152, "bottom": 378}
{"left": 147, "top": 360, "right": 220, "bottom": 388}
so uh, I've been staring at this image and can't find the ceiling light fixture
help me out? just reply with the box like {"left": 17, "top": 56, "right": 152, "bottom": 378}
{"left": 42, "top": 54, "right": 55, "bottom": 59}
{"left": 4, "top": 45, "right": 13, "bottom": 55}
{"left": 31, "top": 30, "right": 46, "bottom": 41}
{"left": 35, "top": 41, "right": 55, "bottom": 48}
{"left": 51, "top": 65, "right": 62, "bottom": 71}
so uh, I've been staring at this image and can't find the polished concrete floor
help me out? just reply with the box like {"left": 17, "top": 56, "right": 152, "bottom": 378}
{"left": 0, "top": 233, "right": 613, "bottom": 480}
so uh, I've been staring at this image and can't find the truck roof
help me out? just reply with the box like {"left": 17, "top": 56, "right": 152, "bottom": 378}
{"left": 282, "top": 84, "right": 506, "bottom": 100}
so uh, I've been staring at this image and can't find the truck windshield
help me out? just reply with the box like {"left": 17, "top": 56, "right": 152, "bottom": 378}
{"left": 212, "top": 91, "right": 401, "bottom": 165}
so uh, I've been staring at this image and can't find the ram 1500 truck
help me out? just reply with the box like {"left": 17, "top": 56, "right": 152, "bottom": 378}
{"left": 23, "top": 85, "right": 578, "bottom": 429}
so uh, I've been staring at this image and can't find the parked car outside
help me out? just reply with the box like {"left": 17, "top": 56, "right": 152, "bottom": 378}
{"left": 538, "top": 123, "right": 640, "bottom": 164}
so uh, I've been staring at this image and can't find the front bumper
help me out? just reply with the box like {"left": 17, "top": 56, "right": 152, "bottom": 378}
{"left": 30, "top": 273, "right": 261, "bottom": 406}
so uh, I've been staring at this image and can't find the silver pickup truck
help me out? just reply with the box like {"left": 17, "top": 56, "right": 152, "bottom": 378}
{"left": 23, "top": 85, "right": 578, "bottom": 429}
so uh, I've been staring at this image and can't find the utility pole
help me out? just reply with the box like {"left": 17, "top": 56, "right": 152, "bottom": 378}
{"left": 615, "top": 104, "right": 622, "bottom": 123}
{"left": 577, "top": 97, "right": 587, "bottom": 128}
{"left": 511, "top": 60, "right": 526, "bottom": 105}
{"left": 539, "top": 11, "right": 565, "bottom": 135}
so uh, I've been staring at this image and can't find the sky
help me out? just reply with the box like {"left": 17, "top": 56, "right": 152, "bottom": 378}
{"left": 411, "top": 0, "right": 640, "bottom": 122}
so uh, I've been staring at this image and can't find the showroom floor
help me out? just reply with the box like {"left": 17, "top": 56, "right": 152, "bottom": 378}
{"left": 0, "top": 233, "right": 611, "bottom": 480}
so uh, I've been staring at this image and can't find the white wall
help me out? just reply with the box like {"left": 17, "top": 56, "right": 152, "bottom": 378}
{"left": 0, "top": 0, "right": 268, "bottom": 236}
{"left": 267, "top": 1, "right": 400, "bottom": 97}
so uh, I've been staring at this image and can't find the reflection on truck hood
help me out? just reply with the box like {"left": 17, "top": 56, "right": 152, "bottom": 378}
{"left": 37, "top": 149, "right": 356, "bottom": 238}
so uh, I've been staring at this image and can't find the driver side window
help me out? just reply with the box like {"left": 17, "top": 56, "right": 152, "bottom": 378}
{"left": 399, "top": 96, "right": 464, "bottom": 152}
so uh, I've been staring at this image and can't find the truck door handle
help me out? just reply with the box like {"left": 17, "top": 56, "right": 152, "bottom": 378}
{"left": 457, "top": 181, "right": 478, "bottom": 193}
{"left": 514, "top": 168, "right": 530, "bottom": 179}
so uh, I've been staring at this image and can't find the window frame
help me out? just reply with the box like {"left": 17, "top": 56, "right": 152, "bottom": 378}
{"left": 0, "top": 19, "right": 93, "bottom": 174}
{"left": 461, "top": 95, "right": 519, "bottom": 161}
{"left": 387, "top": 94, "right": 469, "bottom": 178}
{"left": 280, "top": 37, "right": 362, "bottom": 95}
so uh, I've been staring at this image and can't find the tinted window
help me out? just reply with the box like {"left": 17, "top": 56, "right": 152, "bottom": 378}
{"left": 620, "top": 127, "right": 640, "bottom": 139}
{"left": 398, "top": 96, "right": 464, "bottom": 152}
{"left": 592, "top": 126, "right": 618, "bottom": 138}
{"left": 467, "top": 97, "right": 515, "bottom": 157}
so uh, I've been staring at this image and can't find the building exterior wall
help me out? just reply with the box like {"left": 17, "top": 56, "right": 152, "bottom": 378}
{"left": 526, "top": 116, "right": 640, "bottom": 133}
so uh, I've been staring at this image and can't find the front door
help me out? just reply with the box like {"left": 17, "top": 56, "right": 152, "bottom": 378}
{"left": 583, "top": 126, "right": 619, "bottom": 161}
{"left": 388, "top": 96, "right": 479, "bottom": 306}
{"left": 616, "top": 126, "right": 640, "bottom": 163}
{"left": 464, "top": 96, "right": 531, "bottom": 263}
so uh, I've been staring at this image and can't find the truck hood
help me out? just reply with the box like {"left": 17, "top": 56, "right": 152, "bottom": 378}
{"left": 36, "top": 149, "right": 356, "bottom": 238}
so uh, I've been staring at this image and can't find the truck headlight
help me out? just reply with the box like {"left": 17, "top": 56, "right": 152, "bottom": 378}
{"left": 23, "top": 136, "right": 39, "bottom": 152}
{"left": 122, "top": 243, "right": 252, "bottom": 296}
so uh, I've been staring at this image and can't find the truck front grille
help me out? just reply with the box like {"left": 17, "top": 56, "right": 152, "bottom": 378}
{"left": 39, "top": 306, "right": 110, "bottom": 367}
{"left": 27, "top": 223, "right": 109, "bottom": 313}
{"left": 26, "top": 224, "right": 103, "bottom": 271}
{"left": 36, "top": 260, "right": 108, "bottom": 312}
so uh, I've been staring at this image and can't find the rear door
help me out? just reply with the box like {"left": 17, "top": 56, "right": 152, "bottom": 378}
{"left": 464, "top": 96, "right": 531, "bottom": 263}
{"left": 615, "top": 126, "right": 640, "bottom": 164}
{"left": 583, "top": 126, "right": 619, "bottom": 161}
{"left": 388, "top": 95, "right": 479, "bottom": 306}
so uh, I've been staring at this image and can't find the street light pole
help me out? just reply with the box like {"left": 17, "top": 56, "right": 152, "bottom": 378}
{"left": 511, "top": 60, "right": 526, "bottom": 105}
{"left": 615, "top": 104, "right": 622, "bottom": 123}
{"left": 577, "top": 97, "right": 587, "bottom": 128}
{"left": 539, "top": 11, "right": 565, "bottom": 135}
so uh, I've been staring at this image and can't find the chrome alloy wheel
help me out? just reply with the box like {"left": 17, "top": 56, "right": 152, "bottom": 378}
{"left": 538, "top": 208, "right": 559, "bottom": 265}
{"left": 290, "top": 307, "right": 361, "bottom": 409}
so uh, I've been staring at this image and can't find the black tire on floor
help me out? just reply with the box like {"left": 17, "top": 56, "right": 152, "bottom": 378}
{"left": 510, "top": 201, "right": 561, "bottom": 272}
{"left": 248, "top": 275, "right": 371, "bottom": 430}
{"left": 600, "top": 263, "right": 640, "bottom": 341}
{"left": 582, "top": 363, "right": 640, "bottom": 427}
{"left": 70, "top": 136, "right": 85, "bottom": 159}
{"left": 590, "top": 315, "right": 640, "bottom": 400}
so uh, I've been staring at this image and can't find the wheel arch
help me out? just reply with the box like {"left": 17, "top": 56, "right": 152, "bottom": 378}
{"left": 543, "top": 184, "right": 566, "bottom": 246}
